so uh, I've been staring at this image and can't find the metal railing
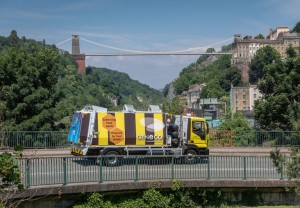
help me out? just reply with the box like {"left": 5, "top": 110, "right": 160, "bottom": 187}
{"left": 0, "top": 130, "right": 299, "bottom": 149}
{"left": 0, "top": 131, "right": 69, "bottom": 149}
{"left": 19, "top": 155, "right": 286, "bottom": 188}
{"left": 210, "top": 130, "right": 300, "bottom": 147}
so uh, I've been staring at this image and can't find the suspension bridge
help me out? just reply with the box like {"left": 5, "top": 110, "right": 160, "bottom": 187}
{"left": 56, "top": 35, "right": 234, "bottom": 56}
{"left": 55, "top": 34, "right": 233, "bottom": 74}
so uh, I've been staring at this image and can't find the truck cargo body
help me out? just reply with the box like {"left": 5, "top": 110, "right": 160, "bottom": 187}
{"left": 68, "top": 105, "right": 209, "bottom": 159}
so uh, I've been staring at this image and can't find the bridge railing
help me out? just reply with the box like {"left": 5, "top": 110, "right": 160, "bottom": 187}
{"left": 0, "top": 130, "right": 299, "bottom": 149}
{"left": 209, "top": 130, "right": 300, "bottom": 147}
{"left": 0, "top": 131, "right": 69, "bottom": 149}
{"left": 19, "top": 155, "right": 286, "bottom": 188}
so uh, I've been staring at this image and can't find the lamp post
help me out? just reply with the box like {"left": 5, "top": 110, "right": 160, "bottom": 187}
{"left": 221, "top": 102, "right": 226, "bottom": 116}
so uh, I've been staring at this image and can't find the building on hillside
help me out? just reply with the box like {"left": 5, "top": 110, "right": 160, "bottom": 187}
{"left": 178, "top": 91, "right": 188, "bottom": 106}
{"left": 186, "top": 84, "right": 206, "bottom": 109}
{"left": 179, "top": 84, "right": 228, "bottom": 119}
{"left": 230, "top": 85, "right": 262, "bottom": 115}
{"left": 231, "top": 27, "right": 300, "bottom": 65}
{"left": 269, "top": 27, "right": 289, "bottom": 40}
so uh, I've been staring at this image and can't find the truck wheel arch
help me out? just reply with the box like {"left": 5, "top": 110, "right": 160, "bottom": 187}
{"left": 101, "top": 148, "right": 124, "bottom": 156}
{"left": 184, "top": 144, "right": 200, "bottom": 155}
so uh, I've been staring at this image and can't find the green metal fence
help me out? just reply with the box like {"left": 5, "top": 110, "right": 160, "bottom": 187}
{"left": 210, "top": 130, "right": 300, "bottom": 147}
{"left": 19, "top": 155, "right": 286, "bottom": 188}
{"left": 2, "top": 131, "right": 69, "bottom": 149}
{"left": 0, "top": 130, "right": 299, "bottom": 149}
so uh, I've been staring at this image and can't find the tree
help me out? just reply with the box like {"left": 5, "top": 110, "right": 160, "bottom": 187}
{"left": 0, "top": 149, "right": 24, "bottom": 207}
{"left": 8, "top": 30, "right": 19, "bottom": 47}
{"left": 0, "top": 31, "right": 164, "bottom": 131}
{"left": 255, "top": 34, "right": 264, "bottom": 39}
{"left": 162, "top": 97, "right": 185, "bottom": 115}
{"left": 200, "top": 79, "right": 226, "bottom": 99}
{"left": 217, "top": 112, "right": 251, "bottom": 131}
{"left": 206, "top": 48, "right": 215, "bottom": 53}
{"left": 286, "top": 44, "right": 297, "bottom": 58}
{"left": 219, "top": 67, "right": 243, "bottom": 91}
{"left": 249, "top": 45, "right": 281, "bottom": 84}
{"left": 173, "top": 76, "right": 190, "bottom": 95}
{"left": 0, "top": 45, "right": 60, "bottom": 130}
{"left": 292, "top": 21, "right": 300, "bottom": 33}
{"left": 254, "top": 46, "right": 300, "bottom": 130}
{"left": 271, "top": 148, "right": 300, "bottom": 193}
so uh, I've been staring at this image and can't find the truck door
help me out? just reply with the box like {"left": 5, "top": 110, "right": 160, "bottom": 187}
{"left": 190, "top": 120, "right": 206, "bottom": 146}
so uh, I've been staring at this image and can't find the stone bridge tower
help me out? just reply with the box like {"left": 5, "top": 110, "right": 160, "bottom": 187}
{"left": 71, "top": 34, "right": 86, "bottom": 74}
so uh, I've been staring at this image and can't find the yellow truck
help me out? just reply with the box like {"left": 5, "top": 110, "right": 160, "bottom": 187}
{"left": 68, "top": 105, "right": 209, "bottom": 165}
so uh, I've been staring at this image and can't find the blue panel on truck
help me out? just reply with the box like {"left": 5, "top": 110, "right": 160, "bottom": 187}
{"left": 68, "top": 112, "right": 82, "bottom": 143}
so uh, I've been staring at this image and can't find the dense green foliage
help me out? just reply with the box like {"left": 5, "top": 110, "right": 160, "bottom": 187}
{"left": 85, "top": 66, "right": 163, "bottom": 109}
{"left": 73, "top": 181, "right": 230, "bottom": 208}
{"left": 216, "top": 112, "right": 251, "bottom": 131}
{"left": 162, "top": 97, "right": 185, "bottom": 115}
{"left": 292, "top": 21, "right": 300, "bottom": 33}
{"left": 0, "top": 42, "right": 61, "bottom": 130}
{"left": 249, "top": 45, "right": 281, "bottom": 84}
{"left": 0, "top": 31, "right": 163, "bottom": 131}
{"left": 73, "top": 180, "right": 287, "bottom": 207}
{"left": 271, "top": 148, "right": 300, "bottom": 194}
{"left": 0, "top": 152, "right": 23, "bottom": 190}
{"left": 254, "top": 46, "right": 300, "bottom": 130}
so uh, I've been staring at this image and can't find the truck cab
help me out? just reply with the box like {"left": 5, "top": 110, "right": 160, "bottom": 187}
{"left": 172, "top": 115, "right": 209, "bottom": 155}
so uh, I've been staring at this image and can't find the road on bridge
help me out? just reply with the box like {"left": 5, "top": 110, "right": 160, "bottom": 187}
{"left": 19, "top": 147, "right": 292, "bottom": 157}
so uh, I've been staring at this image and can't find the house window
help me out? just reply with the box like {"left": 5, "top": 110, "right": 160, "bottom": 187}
{"left": 254, "top": 94, "right": 257, "bottom": 99}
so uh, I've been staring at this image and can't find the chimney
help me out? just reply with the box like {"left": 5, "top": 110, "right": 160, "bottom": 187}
{"left": 269, "top": 28, "right": 273, "bottom": 40}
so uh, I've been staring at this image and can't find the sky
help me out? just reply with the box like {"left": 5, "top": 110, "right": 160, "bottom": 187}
{"left": 1, "top": 0, "right": 300, "bottom": 90}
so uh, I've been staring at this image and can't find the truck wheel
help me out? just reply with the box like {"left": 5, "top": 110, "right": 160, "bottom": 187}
{"left": 185, "top": 149, "right": 197, "bottom": 164}
{"left": 104, "top": 150, "right": 120, "bottom": 166}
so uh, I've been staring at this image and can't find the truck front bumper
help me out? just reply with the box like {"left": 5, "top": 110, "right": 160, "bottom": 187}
{"left": 199, "top": 148, "right": 209, "bottom": 155}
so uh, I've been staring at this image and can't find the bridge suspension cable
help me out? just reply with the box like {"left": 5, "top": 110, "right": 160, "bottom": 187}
{"left": 54, "top": 36, "right": 234, "bottom": 56}
{"left": 55, "top": 37, "right": 73, "bottom": 46}
{"left": 80, "top": 37, "right": 234, "bottom": 54}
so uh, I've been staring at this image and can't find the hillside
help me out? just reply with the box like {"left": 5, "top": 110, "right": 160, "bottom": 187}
{"left": 165, "top": 53, "right": 245, "bottom": 100}
{"left": 0, "top": 30, "right": 163, "bottom": 131}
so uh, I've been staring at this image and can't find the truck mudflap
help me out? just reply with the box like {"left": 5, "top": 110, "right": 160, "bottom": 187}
{"left": 71, "top": 145, "right": 88, "bottom": 156}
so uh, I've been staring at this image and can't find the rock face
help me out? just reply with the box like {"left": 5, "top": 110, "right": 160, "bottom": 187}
{"left": 199, "top": 55, "right": 218, "bottom": 68}
{"left": 233, "top": 63, "right": 250, "bottom": 82}
{"left": 108, "top": 96, "right": 118, "bottom": 106}
{"left": 167, "top": 82, "right": 176, "bottom": 101}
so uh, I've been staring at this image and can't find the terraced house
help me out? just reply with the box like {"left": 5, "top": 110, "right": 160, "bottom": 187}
{"left": 229, "top": 27, "right": 300, "bottom": 115}
{"left": 231, "top": 27, "right": 300, "bottom": 65}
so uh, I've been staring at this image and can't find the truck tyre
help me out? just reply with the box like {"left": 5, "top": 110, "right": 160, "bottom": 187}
{"left": 185, "top": 149, "right": 197, "bottom": 164}
{"left": 104, "top": 150, "right": 120, "bottom": 166}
